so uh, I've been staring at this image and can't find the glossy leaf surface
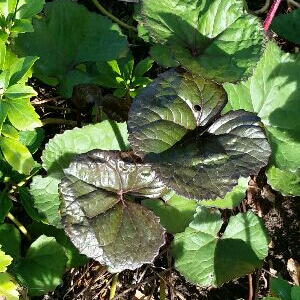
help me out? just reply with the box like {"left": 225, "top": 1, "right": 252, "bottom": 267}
{"left": 173, "top": 207, "right": 269, "bottom": 286}
{"left": 140, "top": 0, "right": 264, "bottom": 82}
{"left": 60, "top": 150, "right": 166, "bottom": 272}
{"left": 128, "top": 69, "right": 227, "bottom": 155}
{"left": 145, "top": 110, "right": 270, "bottom": 200}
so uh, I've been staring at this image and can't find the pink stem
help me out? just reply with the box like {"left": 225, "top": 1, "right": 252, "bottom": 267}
{"left": 263, "top": 0, "right": 282, "bottom": 32}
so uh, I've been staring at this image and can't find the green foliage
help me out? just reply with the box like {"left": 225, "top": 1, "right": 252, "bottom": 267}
{"left": 268, "top": 277, "right": 300, "bottom": 300}
{"left": 271, "top": 9, "right": 300, "bottom": 44}
{"left": 0, "top": 247, "right": 19, "bottom": 300}
{"left": 12, "top": 235, "right": 67, "bottom": 296}
{"left": 224, "top": 42, "right": 300, "bottom": 195}
{"left": 59, "top": 150, "right": 166, "bottom": 272}
{"left": 95, "top": 54, "right": 153, "bottom": 98}
{"left": 142, "top": 194, "right": 197, "bottom": 234}
{"left": 172, "top": 207, "right": 270, "bottom": 286}
{"left": 139, "top": 0, "right": 264, "bottom": 82}
{"left": 30, "top": 121, "right": 129, "bottom": 227}
{"left": 15, "top": 0, "right": 129, "bottom": 95}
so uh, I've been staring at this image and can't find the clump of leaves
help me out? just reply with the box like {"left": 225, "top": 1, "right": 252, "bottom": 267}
{"left": 15, "top": 0, "right": 129, "bottom": 97}
{"left": 95, "top": 54, "right": 153, "bottom": 98}
{"left": 137, "top": 0, "right": 265, "bottom": 82}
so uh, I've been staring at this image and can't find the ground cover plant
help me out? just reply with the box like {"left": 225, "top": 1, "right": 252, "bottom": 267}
{"left": 0, "top": 0, "right": 299, "bottom": 299}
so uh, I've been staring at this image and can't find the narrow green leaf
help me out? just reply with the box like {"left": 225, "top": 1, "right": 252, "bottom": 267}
{"left": 13, "top": 235, "right": 67, "bottom": 296}
{"left": 6, "top": 98, "right": 42, "bottom": 130}
{"left": 17, "top": 0, "right": 45, "bottom": 19}
{"left": 134, "top": 57, "right": 154, "bottom": 78}
{"left": 8, "top": 56, "right": 38, "bottom": 86}
{"left": 1, "top": 124, "right": 19, "bottom": 139}
{"left": 0, "top": 136, "right": 35, "bottom": 174}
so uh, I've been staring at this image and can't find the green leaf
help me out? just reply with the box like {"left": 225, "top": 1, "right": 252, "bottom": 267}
{"left": 1, "top": 124, "right": 19, "bottom": 139}
{"left": 7, "top": 56, "right": 38, "bottom": 86}
{"left": 140, "top": 0, "right": 264, "bottom": 82}
{"left": 133, "top": 58, "right": 153, "bottom": 78}
{"left": 271, "top": 9, "right": 300, "bottom": 44}
{"left": 42, "top": 120, "right": 129, "bottom": 177}
{"left": 200, "top": 177, "right": 248, "bottom": 209}
{"left": 172, "top": 207, "right": 269, "bottom": 286}
{"left": 0, "top": 0, "right": 17, "bottom": 18}
{"left": 30, "top": 175, "right": 61, "bottom": 227}
{"left": 5, "top": 84, "right": 37, "bottom": 99}
{"left": 0, "top": 102, "right": 8, "bottom": 134}
{"left": 0, "top": 224, "right": 21, "bottom": 258}
{"left": 16, "top": 0, "right": 45, "bottom": 19}
{"left": 15, "top": 0, "right": 128, "bottom": 78}
{"left": 145, "top": 110, "right": 270, "bottom": 200}
{"left": 0, "top": 247, "right": 13, "bottom": 272}
{"left": 270, "top": 278, "right": 292, "bottom": 300}
{"left": 291, "top": 286, "right": 300, "bottom": 300}
{"left": 0, "top": 190, "right": 12, "bottom": 223}
{"left": 11, "top": 18, "right": 34, "bottom": 33}
{"left": 0, "top": 273, "right": 19, "bottom": 300}
{"left": 0, "top": 136, "right": 35, "bottom": 174}
{"left": 13, "top": 235, "right": 67, "bottom": 296}
{"left": 149, "top": 44, "right": 179, "bottom": 68}
{"left": 224, "top": 42, "right": 300, "bottom": 195}
{"left": 143, "top": 194, "right": 197, "bottom": 234}
{"left": 6, "top": 98, "right": 42, "bottom": 130}
{"left": 19, "top": 128, "right": 44, "bottom": 153}
{"left": 266, "top": 166, "right": 300, "bottom": 196}
{"left": 60, "top": 150, "right": 166, "bottom": 272}
{"left": 128, "top": 69, "right": 227, "bottom": 155}
{"left": 18, "top": 186, "right": 45, "bottom": 222}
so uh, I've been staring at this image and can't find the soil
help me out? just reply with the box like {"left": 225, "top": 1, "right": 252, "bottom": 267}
{"left": 24, "top": 0, "right": 300, "bottom": 299}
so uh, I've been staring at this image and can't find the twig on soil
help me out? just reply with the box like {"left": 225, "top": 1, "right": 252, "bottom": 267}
{"left": 91, "top": 0, "right": 137, "bottom": 32}
{"left": 41, "top": 118, "right": 78, "bottom": 126}
{"left": 33, "top": 104, "right": 76, "bottom": 113}
{"left": 287, "top": 0, "right": 300, "bottom": 8}
{"left": 109, "top": 273, "right": 119, "bottom": 299}
{"left": 253, "top": 0, "right": 271, "bottom": 14}
{"left": 31, "top": 96, "right": 62, "bottom": 105}
{"left": 248, "top": 274, "right": 254, "bottom": 300}
{"left": 6, "top": 212, "right": 32, "bottom": 241}
{"left": 112, "top": 270, "right": 169, "bottom": 300}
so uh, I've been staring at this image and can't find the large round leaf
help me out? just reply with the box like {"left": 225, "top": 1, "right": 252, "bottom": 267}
{"left": 172, "top": 207, "right": 270, "bottom": 286}
{"left": 59, "top": 150, "right": 166, "bottom": 272}
{"left": 145, "top": 110, "right": 271, "bottom": 200}
{"left": 15, "top": 0, "right": 128, "bottom": 77}
{"left": 224, "top": 42, "right": 300, "bottom": 195}
{"left": 128, "top": 69, "right": 227, "bottom": 155}
{"left": 140, "top": 0, "right": 264, "bottom": 82}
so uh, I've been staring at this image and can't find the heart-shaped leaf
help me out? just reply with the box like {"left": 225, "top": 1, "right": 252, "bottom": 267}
{"left": 128, "top": 69, "right": 227, "bottom": 155}
{"left": 15, "top": 1, "right": 128, "bottom": 79}
{"left": 146, "top": 110, "right": 270, "bottom": 200}
{"left": 172, "top": 206, "right": 270, "bottom": 286}
{"left": 140, "top": 0, "right": 264, "bottom": 82}
{"left": 59, "top": 150, "right": 166, "bottom": 272}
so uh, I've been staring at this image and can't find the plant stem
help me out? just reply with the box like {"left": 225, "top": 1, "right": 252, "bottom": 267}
{"left": 41, "top": 118, "right": 77, "bottom": 126}
{"left": 160, "top": 278, "right": 166, "bottom": 300}
{"left": 6, "top": 212, "right": 32, "bottom": 241}
{"left": 109, "top": 120, "right": 127, "bottom": 150}
{"left": 109, "top": 273, "right": 119, "bottom": 299}
{"left": 263, "top": 0, "right": 282, "bottom": 32}
{"left": 91, "top": 0, "right": 137, "bottom": 32}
